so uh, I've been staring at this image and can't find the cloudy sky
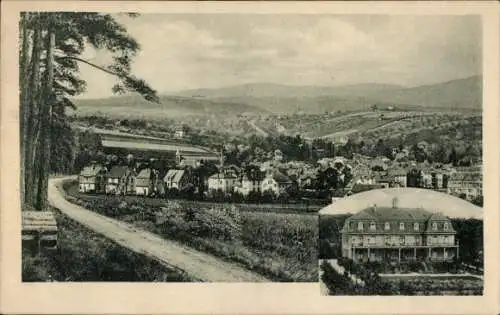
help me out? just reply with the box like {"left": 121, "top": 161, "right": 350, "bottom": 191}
{"left": 78, "top": 14, "right": 482, "bottom": 99}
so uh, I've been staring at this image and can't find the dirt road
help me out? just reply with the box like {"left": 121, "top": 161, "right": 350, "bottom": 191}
{"left": 48, "top": 177, "right": 269, "bottom": 282}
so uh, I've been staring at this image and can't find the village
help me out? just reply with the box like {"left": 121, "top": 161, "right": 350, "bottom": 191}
{"left": 76, "top": 129, "right": 483, "bottom": 208}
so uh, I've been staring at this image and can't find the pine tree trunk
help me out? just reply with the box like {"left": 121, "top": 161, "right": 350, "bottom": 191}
{"left": 19, "top": 13, "right": 32, "bottom": 207}
{"left": 24, "top": 21, "right": 42, "bottom": 209}
{"left": 36, "top": 30, "right": 55, "bottom": 211}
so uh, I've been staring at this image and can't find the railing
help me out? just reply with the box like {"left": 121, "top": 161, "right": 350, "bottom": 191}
{"left": 350, "top": 242, "right": 458, "bottom": 248}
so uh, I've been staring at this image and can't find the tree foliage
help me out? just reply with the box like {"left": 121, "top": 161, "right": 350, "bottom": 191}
{"left": 20, "top": 12, "right": 158, "bottom": 210}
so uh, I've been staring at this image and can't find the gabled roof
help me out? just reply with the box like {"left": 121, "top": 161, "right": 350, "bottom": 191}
{"left": 108, "top": 166, "right": 130, "bottom": 178}
{"left": 428, "top": 212, "right": 449, "bottom": 221}
{"left": 80, "top": 164, "right": 106, "bottom": 177}
{"left": 164, "top": 169, "right": 186, "bottom": 183}
{"left": 136, "top": 168, "right": 151, "bottom": 179}
{"left": 350, "top": 207, "right": 432, "bottom": 221}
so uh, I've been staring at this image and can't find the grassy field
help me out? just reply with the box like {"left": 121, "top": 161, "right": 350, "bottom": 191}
{"left": 63, "top": 184, "right": 319, "bottom": 282}
{"left": 65, "top": 182, "right": 321, "bottom": 215}
{"left": 320, "top": 260, "right": 483, "bottom": 296}
{"left": 22, "top": 208, "right": 192, "bottom": 282}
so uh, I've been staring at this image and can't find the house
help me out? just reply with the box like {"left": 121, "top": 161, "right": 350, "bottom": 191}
{"left": 235, "top": 173, "right": 264, "bottom": 196}
{"left": 207, "top": 171, "right": 239, "bottom": 194}
{"left": 164, "top": 169, "right": 190, "bottom": 191}
{"left": 374, "top": 173, "right": 393, "bottom": 188}
{"left": 174, "top": 127, "right": 185, "bottom": 138}
{"left": 388, "top": 168, "right": 407, "bottom": 187}
{"left": 341, "top": 201, "right": 459, "bottom": 262}
{"left": 261, "top": 171, "right": 292, "bottom": 196}
{"left": 299, "top": 172, "right": 317, "bottom": 188}
{"left": 105, "top": 166, "right": 136, "bottom": 195}
{"left": 78, "top": 164, "right": 107, "bottom": 193}
{"left": 135, "top": 168, "right": 153, "bottom": 196}
{"left": 421, "top": 170, "right": 433, "bottom": 188}
{"left": 447, "top": 165, "right": 483, "bottom": 200}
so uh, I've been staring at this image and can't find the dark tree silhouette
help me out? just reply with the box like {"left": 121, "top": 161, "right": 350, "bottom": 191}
{"left": 20, "top": 12, "right": 158, "bottom": 211}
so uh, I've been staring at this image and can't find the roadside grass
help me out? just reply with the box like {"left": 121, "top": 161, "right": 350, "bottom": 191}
{"left": 64, "top": 182, "right": 321, "bottom": 215}
{"left": 63, "top": 184, "right": 318, "bottom": 282}
{"left": 22, "top": 208, "right": 192, "bottom": 282}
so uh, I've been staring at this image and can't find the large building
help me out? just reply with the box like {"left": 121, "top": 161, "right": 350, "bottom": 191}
{"left": 95, "top": 132, "right": 220, "bottom": 166}
{"left": 340, "top": 202, "right": 458, "bottom": 262}
{"left": 319, "top": 188, "right": 483, "bottom": 263}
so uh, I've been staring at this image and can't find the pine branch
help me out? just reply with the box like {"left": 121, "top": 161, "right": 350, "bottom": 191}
{"left": 57, "top": 55, "right": 125, "bottom": 79}
{"left": 56, "top": 55, "right": 159, "bottom": 103}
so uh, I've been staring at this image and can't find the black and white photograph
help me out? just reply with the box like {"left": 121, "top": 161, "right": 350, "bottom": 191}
{"left": 317, "top": 15, "right": 484, "bottom": 295}
{"left": 18, "top": 9, "right": 485, "bottom": 291}
{"left": 3, "top": 1, "right": 500, "bottom": 314}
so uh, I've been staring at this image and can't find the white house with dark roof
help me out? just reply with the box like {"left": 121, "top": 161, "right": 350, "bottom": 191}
{"left": 79, "top": 164, "right": 107, "bottom": 193}
{"left": 340, "top": 204, "right": 458, "bottom": 262}
{"left": 207, "top": 171, "right": 239, "bottom": 194}
{"left": 319, "top": 188, "right": 483, "bottom": 263}
{"left": 261, "top": 171, "right": 292, "bottom": 196}
{"left": 105, "top": 165, "right": 136, "bottom": 195}
{"left": 135, "top": 168, "right": 153, "bottom": 196}
{"left": 163, "top": 169, "right": 190, "bottom": 191}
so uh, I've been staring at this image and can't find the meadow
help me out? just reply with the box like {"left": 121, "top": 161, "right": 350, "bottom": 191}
{"left": 63, "top": 183, "right": 319, "bottom": 282}
{"left": 22, "top": 208, "right": 192, "bottom": 282}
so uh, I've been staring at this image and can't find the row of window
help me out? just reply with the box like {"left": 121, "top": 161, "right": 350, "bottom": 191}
{"left": 348, "top": 235, "right": 455, "bottom": 246}
{"left": 355, "top": 221, "right": 449, "bottom": 231}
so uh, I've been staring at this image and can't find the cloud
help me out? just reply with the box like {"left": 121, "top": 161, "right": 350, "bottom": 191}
{"left": 76, "top": 14, "right": 481, "bottom": 98}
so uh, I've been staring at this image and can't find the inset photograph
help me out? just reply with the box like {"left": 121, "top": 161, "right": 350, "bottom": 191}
{"left": 319, "top": 189, "right": 483, "bottom": 295}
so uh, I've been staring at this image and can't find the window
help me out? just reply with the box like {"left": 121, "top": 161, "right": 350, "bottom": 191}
{"left": 399, "top": 222, "right": 405, "bottom": 231}
{"left": 444, "top": 222, "right": 449, "bottom": 231}
{"left": 357, "top": 222, "right": 363, "bottom": 231}
{"left": 400, "top": 236, "right": 404, "bottom": 244}
{"left": 432, "top": 222, "right": 438, "bottom": 231}
{"left": 414, "top": 222, "right": 419, "bottom": 231}
{"left": 384, "top": 222, "right": 390, "bottom": 230}
{"left": 370, "top": 221, "right": 376, "bottom": 231}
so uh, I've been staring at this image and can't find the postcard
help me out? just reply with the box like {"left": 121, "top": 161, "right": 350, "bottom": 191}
{"left": 1, "top": 1, "right": 499, "bottom": 314}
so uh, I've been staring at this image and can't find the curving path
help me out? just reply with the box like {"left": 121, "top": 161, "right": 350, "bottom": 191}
{"left": 48, "top": 177, "right": 269, "bottom": 282}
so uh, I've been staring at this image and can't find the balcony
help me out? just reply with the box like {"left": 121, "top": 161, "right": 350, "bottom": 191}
{"left": 350, "top": 240, "right": 459, "bottom": 249}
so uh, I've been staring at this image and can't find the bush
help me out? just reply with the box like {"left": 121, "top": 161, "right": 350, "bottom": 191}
{"left": 22, "top": 209, "right": 191, "bottom": 282}
{"left": 63, "top": 184, "right": 319, "bottom": 282}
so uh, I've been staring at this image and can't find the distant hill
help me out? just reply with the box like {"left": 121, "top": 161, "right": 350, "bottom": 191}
{"left": 172, "top": 75, "right": 482, "bottom": 114}
{"left": 176, "top": 82, "right": 404, "bottom": 99}
{"left": 72, "top": 75, "right": 482, "bottom": 118}
{"left": 362, "top": 75, "right": 482, "bottom": 112}
{"left": 72, "top": 94, "right": 268, "bottom": 118}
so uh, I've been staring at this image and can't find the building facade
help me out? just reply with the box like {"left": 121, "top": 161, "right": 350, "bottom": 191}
{"left": 260, "top": 171, "right": 292, "bottom": 196}
{"left": 447, "top": 165, "right": 483, "bottom": 200}
{"left": 135, "top": 168, "right": 153, "bottom": 196}
{"left": 164, "top": 169, "right": 190, "bottom": 191}
{"left": 105, "top": 166, "right": 136, "bottom": 195}
{"left": 341, "top": 201, "right": 459, "bottom": 262}
{"left": 207, "top": 172, "right": 238, "bottom": 194}
{"left": 78, "top": 164, "right": 107, "bottom": 193}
